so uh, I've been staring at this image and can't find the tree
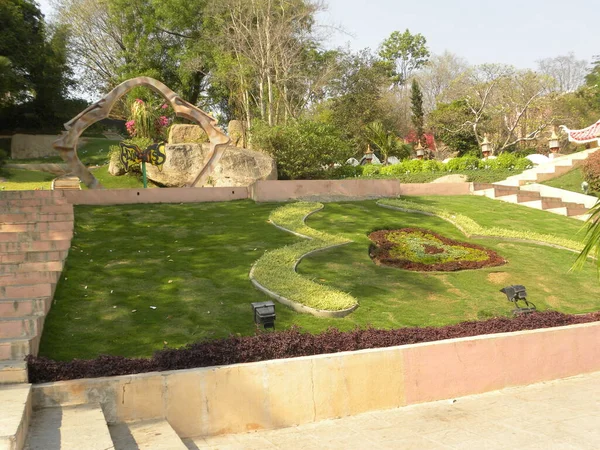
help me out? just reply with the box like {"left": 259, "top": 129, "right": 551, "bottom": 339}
{"left": 378, "top": 29, "right": 430, "bottom": 86}
{"left": 325, "top": 49, "right": 389, "bottom": 151}
{"left": 415, "top": 51, "right": 468, "bottom": 112}
{"left": 0, "top": 0, "right": 74, "bottom": 129}
{"left": 583, "top": 56, "right": 600, "bottom": 111}
{"left": 410, "top": 79, "right": 424, "bottom": 145}
{"left": 54, "top": 0, "right": 210, "bottom": 101}
{"left": 442, "top": 64, "right": 556, "bottom": 152}
{"left": 537, "top": 53, "right": 588, "bottom": 93}
{"left": 427, "top": 100, "right": 480, "bottom": 155}
{"left": 206, "top": 0, "right": 324, "bottom": 128}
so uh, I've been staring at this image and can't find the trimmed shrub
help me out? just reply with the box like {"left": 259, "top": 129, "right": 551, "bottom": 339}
{"left": 582, "top": 150, "right": 600, "bottom": 192}
{"left": 251, "top": 120, "right": 353, "bottom": 180}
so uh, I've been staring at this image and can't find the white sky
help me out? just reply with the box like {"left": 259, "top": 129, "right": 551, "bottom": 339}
{"left": 38, "top": 0, "right": 598, "bottom": 69}
{"left": 317, "top": 0, "right": 598, "bottom": 68}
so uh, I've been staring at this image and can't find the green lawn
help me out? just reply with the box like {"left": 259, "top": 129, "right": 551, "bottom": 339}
{"left": 1, "top": 138, "right": 148, "bottom": 190}
{"left": 0, "top": 168, "right": 55, "bottom": 190}
{"left": 542, "top": 168, "right": 598, "bottom": 197}
{"left": 8, "top": 138, "right": 119, "bottom": 165}
{"left": 40, "top": 196, "right": 600, "bottom": 361}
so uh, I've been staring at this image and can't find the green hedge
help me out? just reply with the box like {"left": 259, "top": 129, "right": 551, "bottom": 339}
{"left": 328, "top": 154, "right": 532, "bottom": 182}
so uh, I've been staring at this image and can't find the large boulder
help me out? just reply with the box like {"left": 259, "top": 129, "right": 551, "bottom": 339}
{"left": 108, "top": 151, "right": 126, "bottom": 176}
{"left": 168, "top": 124, "right": 209, "bottom": 144}
{"left": 228, "top": 120, "right": 245, "bottom": 147}
{"left": 145, "top": 143, "right": 277, "bottom": 187}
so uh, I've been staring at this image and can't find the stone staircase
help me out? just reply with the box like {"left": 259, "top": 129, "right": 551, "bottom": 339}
{"left": 496, "top": 147, "right": 599, "bottom": 187}
{"left": 473, "top": 147, "right": 600, "bottom": 220}
{"left": 472, "top": 183, "right": 591, "bottom": 219}
{"left": 0, "top": 191, "right": 73, "bottom": 385}
{"left": 0, "top": 384, "right": 187, "bottom": 450}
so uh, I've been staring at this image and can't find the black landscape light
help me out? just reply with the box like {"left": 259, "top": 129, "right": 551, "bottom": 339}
{"left": 251, "top": 301, "right": 276, "bottom": 329}
{"left": 500, "top": 285, "right": 536, "bottom": 314}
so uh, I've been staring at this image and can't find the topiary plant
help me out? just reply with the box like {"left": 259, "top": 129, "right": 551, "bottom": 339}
{"left": 582, "top": 150, "right": 600, "bottom": 193}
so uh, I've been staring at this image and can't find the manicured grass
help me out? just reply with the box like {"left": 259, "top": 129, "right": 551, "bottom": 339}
{"left": 88, "top": 165, "right": 149, "bottom": 189}
{"left": 0, "top": 168, "right": 55, "bottom": 190}
{"left": 40, "top": 197, "right": 600, "bottom": 361}
{"left": 542, "top": 168, "right": 598, "bottom": 197}
{"left": 8, "top": 138, "right": 119, "bottom": 165}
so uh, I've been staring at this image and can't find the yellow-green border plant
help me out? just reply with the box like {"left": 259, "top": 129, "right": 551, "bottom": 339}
{"left": 250, "top": 202, "right": 358, "bottom": 315}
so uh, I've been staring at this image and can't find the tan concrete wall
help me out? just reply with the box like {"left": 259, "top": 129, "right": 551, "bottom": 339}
{"left": 10, "top": 134, "right": 61, "bottom": 159}
{"left": 249, "top": 180, "right": 472, "bottom": 202}
{"left": 32, "top": 321, "right": 600, "bottom": 438}
{"left": 63, "top": 187, "right": 249, "bottom": 205}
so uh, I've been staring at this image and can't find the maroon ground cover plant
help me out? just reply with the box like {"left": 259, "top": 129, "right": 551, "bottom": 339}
{"left": 27, "top": 311, "right": 600, "bottom": 383}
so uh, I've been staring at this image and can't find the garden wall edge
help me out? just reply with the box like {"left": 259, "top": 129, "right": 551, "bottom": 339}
{"left": 31, "top": 321, "right": 600, "bottom": 438}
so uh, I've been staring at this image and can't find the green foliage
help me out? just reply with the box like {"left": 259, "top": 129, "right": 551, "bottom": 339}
{"left": 387, "top": 229, "right": 489, "bottom": 264}
{"left": 378, "top": 29, "right": 430, "bottom": 85}
{"left": 0, "top": 0, "right": 74, "bottom": 130}
{"left": 582, "top": 150, "right": 600, "bottom": 193}
{"left": 326, "top": 50, "right": 390, "bottom": 150}
{"left": 428, "top": 100, "right": 481, "bottom": 155}
{"left": 378, "top": 198, "right": 583, "bottom": 251}
{"left": 574, "top": 200, "right": 600, "bottom": 272}
{"left": 410, "top": 79, "right": 425, "bottom": 142}
{"left": 328, "top": 165, "right": 363, "bottom": 179}
{"left": 251, "top": 120, "right": 353, "bottom": 180}
{"left": 252, "top": 202, "right": 357, "bottom": 311}
{"left": 364, "top": 121, "right": 408, "bottom": 164}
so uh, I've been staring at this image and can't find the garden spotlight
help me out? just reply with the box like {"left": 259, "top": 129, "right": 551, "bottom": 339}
{"left": 251, "top": 301, "right": 276, "bottom": 330}
{"left": 500, "top": 285, "right": 536, "bottom": 314}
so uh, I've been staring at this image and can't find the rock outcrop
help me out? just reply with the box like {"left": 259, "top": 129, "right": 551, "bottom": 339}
{"left": 168, "top": 124, "right": 209, "bottom": 144}
{"left": 145, "top": 143, "right": 277, "bottom": 187}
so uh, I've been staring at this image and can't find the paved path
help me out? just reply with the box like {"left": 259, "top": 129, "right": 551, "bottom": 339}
{"left": 185, "top": 371, "right": 600, "bottom": 449}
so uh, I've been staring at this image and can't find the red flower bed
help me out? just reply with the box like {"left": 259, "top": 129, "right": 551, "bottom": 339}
{"left": 27, "top": 311, "right": 600, "bottom": 383}
{"left": 369, "top": 228, "right": 506, "bottom": 272}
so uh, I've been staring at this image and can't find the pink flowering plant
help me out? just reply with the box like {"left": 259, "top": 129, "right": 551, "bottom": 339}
{"left": 125, "top": 98, "right": 173, "bottom": 141}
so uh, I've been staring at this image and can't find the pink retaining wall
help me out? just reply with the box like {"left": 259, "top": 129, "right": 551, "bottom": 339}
{"left": 32, "top": 322, "right": 600, "bottom": 438}
{"left": 64, "top": 187, "right": 249, "bottom": 205}
{"left": 249, "top": 180, "right": 472, "bottom": 202}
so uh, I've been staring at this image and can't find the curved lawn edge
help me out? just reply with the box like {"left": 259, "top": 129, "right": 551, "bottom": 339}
{"left": 250, "top": 202, "right": 358, "bottom": 315}
{"left": 377, "top": 198, "right": 584, "bottom": 253}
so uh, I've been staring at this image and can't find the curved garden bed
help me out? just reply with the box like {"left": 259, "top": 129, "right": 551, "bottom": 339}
{"left": 369, "top": 227, "right": 506, "bottom": 271}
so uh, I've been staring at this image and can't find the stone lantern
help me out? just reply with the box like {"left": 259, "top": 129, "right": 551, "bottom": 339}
{"left": 362, "top": 144, "right": 374, "bottom": 165}
{"left": 481, "top": 135, "right": 493, "bottom": 159}
{"left": 415, "top": 142, "right": 425, "bottom": 160}
{"left": 548, "top": 129, "right": 560, "bottom": 155}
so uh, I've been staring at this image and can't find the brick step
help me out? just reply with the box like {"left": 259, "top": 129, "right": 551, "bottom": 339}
{"left": 25, "top": 404, "right": 114, "bottom": 450}
{"left": 0, "top": 261, "right": 64, "bottom": 274}
{"left": 109, "top": 419, "right": 188, "bottom": 450}
{"left": 565, "top": 205, "right": 590, "bottom": 217}
{"left": 0, "top": 298, "right": 50, "bottom": 319}
{"left": 0, "top": 283, "right": 54, "bottom": 299}
{"left": 0, "top": 197, "right": 69, "bottom": 209}
{"left": 0, "top": 384, "right": 31, "bottom": 450}
{"left": 0, "top": 220, "right": 74, "bottom": 233}
{"left": 0, "top": 250, "right": 68, "bottom": 264}
{"left": 0, "top": 190, "right": 65, "bottom": 200}
{"left": 0, "top": 239, "right": 71, "bottom": 254}
{"left": 0, "top": 272, "right": 61, "bottom": 287}
{"left": 492, "top": 186, "right": 521, "bottom": 197}
{"left": 3, "top": 204, "right": 73, "bottom": 215}
{"left": 0, "top": 230, "right": 73, "bottom": 242}
{"left": 0, "top": 212, "right": 74, "bottom": 223}
{"left": 0, "top": 336, "right": 36, "bottom": 361}
{"left": 472, "top": 183, "right": 496, "bottom": 191}
{"left": 0, "top": 360, "right": 28, "bottom": 383}
{"left": 0, "top": 315, "right": 44, "bottom": 340}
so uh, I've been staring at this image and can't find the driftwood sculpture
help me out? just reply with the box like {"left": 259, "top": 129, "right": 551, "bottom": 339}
{"left": 53, "top": 76, "right": 230, "bottom": 189}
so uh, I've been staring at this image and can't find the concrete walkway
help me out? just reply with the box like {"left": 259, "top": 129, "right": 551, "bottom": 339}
{"left": 185, "top": 371, "right": 600, "bottom": 449}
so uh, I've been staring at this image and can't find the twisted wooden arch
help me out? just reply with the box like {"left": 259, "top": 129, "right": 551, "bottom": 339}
{"left": 53, "top": 76, "right": 230, "bottom": 189}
